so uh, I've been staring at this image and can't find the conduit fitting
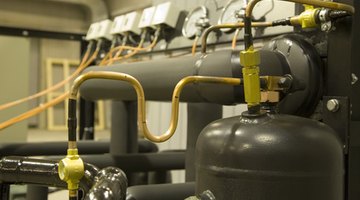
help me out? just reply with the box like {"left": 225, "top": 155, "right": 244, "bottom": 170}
{"left": 290, "top": 5, "right": 320, "bottom": 28}
{"left": 240, "top": 46, "right": 261, "bottom": 113}
{"left": 58, "top": 148, "right": 84, "bottom": 197}
{"left": 240, "top": 46, "right": 260, "bottom": 67}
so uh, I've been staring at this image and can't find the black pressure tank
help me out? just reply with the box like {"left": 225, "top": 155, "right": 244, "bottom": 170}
{"left": 195, "top": 113, "right": 343, "bottom": 200}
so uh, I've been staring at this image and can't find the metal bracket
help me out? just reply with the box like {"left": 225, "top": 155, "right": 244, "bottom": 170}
{"left": 323, "top": 96, "right": 350, "bottom": 154}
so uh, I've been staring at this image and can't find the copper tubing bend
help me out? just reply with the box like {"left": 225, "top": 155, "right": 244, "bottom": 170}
{"left": 70, "top": 71, "right": 241, "bottom": 143}
{"left": 201, "top": 22, "right": 273, "bottom": 54}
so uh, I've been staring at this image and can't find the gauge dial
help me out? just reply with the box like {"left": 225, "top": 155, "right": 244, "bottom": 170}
{"left": 218, "top": 0, "right": 247, "bottom": 33}
{"left": 182, "top": 6, "right": 208, "bottom": 39}
{"left": 253, "top": 0, "right": 274, "bottom": 20}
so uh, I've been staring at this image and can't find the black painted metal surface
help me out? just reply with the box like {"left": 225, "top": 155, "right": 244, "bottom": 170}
{"left": 85, "top": 167, "right": 127, "bottom": 200}
{"left": 263, "top": 34, "right": 323, "bottom": 116}
{"left": 196, "top": 113, "right": 343, "bottom": 200}
{"left": 186, "top": 103, "right": 222, "bottom": 182}
{"left": 0, "top": 139, "right": 157, "bottom": 157}
{"left": 126, "top": 182, "right": 195, "bottom": 200}
{"left": 48, "top": 152, "right": 185, "bottom": 173}
{"left": 0, "top": 156, "right": 99, "bottom": 193}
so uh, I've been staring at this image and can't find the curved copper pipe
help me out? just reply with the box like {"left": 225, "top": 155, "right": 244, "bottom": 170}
{"left": 70, "top": 71, "right": 241, "bottom": 143}
{"left": 201, "top": 22, "right": 273, "bottom": 54}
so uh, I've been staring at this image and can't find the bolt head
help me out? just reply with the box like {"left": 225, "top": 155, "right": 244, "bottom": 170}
{"left": 327, "top": 99, "right": 340, "bottom": 112}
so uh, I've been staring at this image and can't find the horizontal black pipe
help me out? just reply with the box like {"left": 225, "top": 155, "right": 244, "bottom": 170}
{"left": 85, "top": 167, "right": 128, "bottom": 200}
{"left": 80, "top": 50, "right": 287, "bottom": 105}
{"left": 0, "top": 139, "right": 158, "bottom": 157}
{"left": 0, "top": 156, "right": 99, "bottom": 193}
{"left": 48, "top": 152, "right": 185, "bottom": 173}
{"left": 126, "top": 182, "right": 195, "bottom": 200}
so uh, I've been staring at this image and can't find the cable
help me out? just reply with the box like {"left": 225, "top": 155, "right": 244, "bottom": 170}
{"left": 0, "top": 41, "right": 99, "bottom": 112}
{"left": 104, "top": 27, "right": 161, "bottom": 65}
{"left": 0, "top": 92, "right": 69, "bottom": 130}
{"left": 105, "top": 31, "right": 147, "bottom": 65}
{"left": 0, "top": 41, "right": 102, "bottom": 130}
{"left": 100, "top": 34, "right": 129, "bottom": 66}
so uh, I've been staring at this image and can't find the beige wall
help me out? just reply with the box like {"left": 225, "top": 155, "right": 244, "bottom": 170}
{"left": 30, "top": 39, "right": 80, "bottom": 128}
{"left": 0, "top": 36, "right": 30, "bottom": 142}
{"left": 0, "top": 0, "right": 88, "bottom": 33}
{"left": 105, "top": 0, "right": 151, "bottom": 17}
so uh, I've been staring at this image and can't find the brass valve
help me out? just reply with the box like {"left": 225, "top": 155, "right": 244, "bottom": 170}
{"left": 58, "top": 148, "right": 84, "bottom": 196}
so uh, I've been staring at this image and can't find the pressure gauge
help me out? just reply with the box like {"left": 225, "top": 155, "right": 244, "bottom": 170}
{"left": 218, "top": 0, "right": 247, "bottom": 33}
{"left": 182, "top": 6, "right": 209, "bottom": 39}
{"left": 252, "top": 0, "right": 274, "bottom": 20}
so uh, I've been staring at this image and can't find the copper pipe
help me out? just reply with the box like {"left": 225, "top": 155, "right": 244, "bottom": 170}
{"left": 70, "top": 71, "right": 241, "bottom": 143}
{"left": 201, "top": 22, "right": 273, "bottom": 54}
{"left": 192, "top": 36, "right": 200, "bottom": 56}
{"left": 232, "top": 28, "right": 241, "bottom": 50}
{"left": 245, "top": 0, "right": 355, "bottom": 17}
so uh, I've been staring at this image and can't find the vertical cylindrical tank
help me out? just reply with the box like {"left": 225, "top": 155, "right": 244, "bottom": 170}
{"left": 195, "top": 113, "right": 343, "bottom": 200}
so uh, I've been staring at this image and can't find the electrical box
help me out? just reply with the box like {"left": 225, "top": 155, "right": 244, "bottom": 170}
{"left": 138, "top": 6, "right": 156, "bottom": 29}
{"left": 110, "top": 15, "right": 125, "bottom": 35}
{"left": 152, "top": 2, "right": 180, "bottom": 28}
{"left": 85, "top": 22, "right": 100, "bottom": 41}
{"left": 97, "top": 19, "right": 113, "bottom": 40}
{"left": 122, "top": 11, "right": 142, "bottom": 35}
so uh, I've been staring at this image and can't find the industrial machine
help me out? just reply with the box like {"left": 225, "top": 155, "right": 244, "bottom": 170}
{"left": 0, "top": 0, "right": 358, "bottom": 200}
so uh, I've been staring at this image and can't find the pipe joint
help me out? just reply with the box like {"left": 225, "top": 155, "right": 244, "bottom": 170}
{"left": 240, "top": 47, "right": 260, "bottom": 67}
{"left": 58, "top": 148, "right": 84, "bottom": 191}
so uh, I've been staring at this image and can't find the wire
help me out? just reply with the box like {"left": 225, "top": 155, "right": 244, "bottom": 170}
{"left": 0, "top": 41, "right": 99, "bottom": 112}
{"left": 100, "top": 34, "right": 129, "bottom": 66}
{"left": 106, "top": 32, "right": 147, "bottom": 65}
